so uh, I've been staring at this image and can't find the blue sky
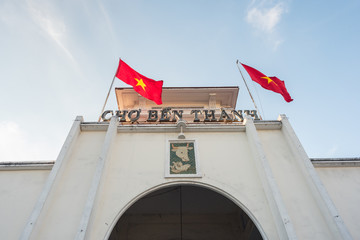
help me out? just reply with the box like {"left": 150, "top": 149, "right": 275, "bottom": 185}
{"left": 0, "top": 0, "right": 359, "bottom": 161}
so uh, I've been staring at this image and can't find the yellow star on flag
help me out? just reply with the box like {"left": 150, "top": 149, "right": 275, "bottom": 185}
{"left": 261, "top": 76, "right": 278, "bottom": 86}
{"left": 135, "top": 78, "right": 147, "bottom": 91}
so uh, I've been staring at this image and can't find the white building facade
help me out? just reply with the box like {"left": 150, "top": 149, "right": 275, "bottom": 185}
{"left": 0, "top": 87, "right": 359, "bottom": 240}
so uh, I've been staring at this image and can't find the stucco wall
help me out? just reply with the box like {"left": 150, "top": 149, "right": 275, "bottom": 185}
{"left": 0, "top": 169, "right": 50, "bottom": 240}
{"left": 257, "top": 130, "right": 334, "bottom": 239}
{"left": 29, "top": 131, "right": 106, "bottom": 240}
{"left": 88, "top": 131, "right": 277, "bottom": 239}
{"left": 1, "top": 122, "right": 356, "bottom": 240}
{"left": 315, "top": 166, "right": 360, "bottom": 239}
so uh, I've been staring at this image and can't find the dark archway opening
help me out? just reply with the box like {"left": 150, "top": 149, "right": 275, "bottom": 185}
{"left": 109, "top": 185, "right": 263, "bottom": 240}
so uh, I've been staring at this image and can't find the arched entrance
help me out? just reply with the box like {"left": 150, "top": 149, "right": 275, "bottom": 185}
{"left": 108, "top": 185, "right": 264, "bottom": 240}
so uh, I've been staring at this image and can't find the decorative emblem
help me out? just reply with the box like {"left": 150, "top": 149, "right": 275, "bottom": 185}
{"left": 166, "top": 140, "right": 201, "bottom": 178}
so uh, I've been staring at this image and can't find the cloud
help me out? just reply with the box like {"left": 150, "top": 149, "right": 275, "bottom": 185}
{"left": 0, "top": 121, "right": 56, "bottom": 162}
{"left": 246, "top": 2, "right": 285, "bottom": 33}
{"left": 26, "top": 0, "right": 76, "bottom": 64}
{"left": 246, "top": 1, "right": 287, "bottom": 49}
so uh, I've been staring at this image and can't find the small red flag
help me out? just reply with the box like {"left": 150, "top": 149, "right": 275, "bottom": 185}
{"left": 116, "top": 60, "right": 163, "bottom": 105}
{"left": 241, "top": 63, "right": 293, "bottom": 102}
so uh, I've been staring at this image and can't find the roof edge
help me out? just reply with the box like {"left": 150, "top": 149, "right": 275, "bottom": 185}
{"left": 0, "top": 161, "right": 54, "bottom": 170}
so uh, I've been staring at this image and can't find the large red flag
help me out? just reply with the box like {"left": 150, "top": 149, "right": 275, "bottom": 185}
{"left": 241, "top": 63, "right": 293, "bottom": 102}
{"left": 116, "top": 60, "right": 163, "bottom": 105}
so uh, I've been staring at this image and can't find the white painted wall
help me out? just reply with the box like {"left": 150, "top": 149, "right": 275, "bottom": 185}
{"left": 88, "top": 131, "right": 278, "bottom": 239}
{"left": 258, "top": 130, "right": 334, "bottom": 239}
{"left": 0, "top": 120, "right": 358, "bottom": 240}
{"left": 29, "top": 131, "right": 106, "bottom": 240}
{"left": 0, "top": 170, "right": 50, "bottom": 240}
{"left": 315, "top": 167, "right": 360, "bottom": 239}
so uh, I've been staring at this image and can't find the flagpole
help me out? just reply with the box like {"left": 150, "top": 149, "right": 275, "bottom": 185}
{"left": 98, "top": 59, "right": 121, "bottom": 122}
{"left": 236, "top": 60, "right": 263, "bottom": 120}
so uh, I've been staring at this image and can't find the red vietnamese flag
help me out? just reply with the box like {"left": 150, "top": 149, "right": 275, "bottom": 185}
{"left": 116, "top": 60, "right": 163, "bottom": 105}
{"left": 241, "top": 63, "right": 293, "bottom": 102}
